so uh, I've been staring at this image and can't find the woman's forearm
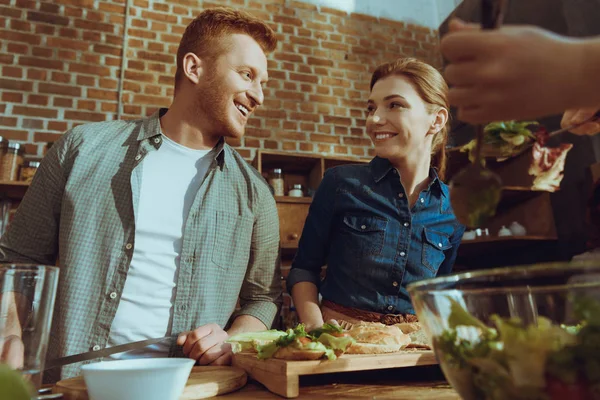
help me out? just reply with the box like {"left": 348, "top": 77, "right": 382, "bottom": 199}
{"left": 291, "top": 281, "right": 324, "bottom": 331}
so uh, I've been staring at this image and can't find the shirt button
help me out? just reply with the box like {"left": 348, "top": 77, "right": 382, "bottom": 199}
{"left": 109, "top": 292, "right": 117, "bottom": 299}
{"left": 153, "top": 137, "right": 161, "bottom": 144}
{"left": 400, "top": 251, "right": 406, "bottom": 257}
{"left": 134, "top": 154, "right": 142, "bottom": 161}
{"left": 92, "top": 345, "right": 101, "bottom": 351}
{"left": 403, "top": 222, "right": 409, "bottom": 227}
{"left": 420, "top": 198, "right": 424, "bottom": 203}
{"left": 392, "top": 281, "right": 398, "bottom": 287}
{"left": 387, "top": 305, "right": 393, "bottom": 311}
{"left": 438, "top": 243, "right": 443, "bottom": 248}
{"left": 393, "top": 169, "right": 397, "bottom": 174}
{"left": 360, "top": 225, "right": 366, "bottom": 230}
{"left": 398, "top": 193, "right": 404, "bottom": 198}
{"left": 125, "top": 243, "right": 133, "bottom": 250}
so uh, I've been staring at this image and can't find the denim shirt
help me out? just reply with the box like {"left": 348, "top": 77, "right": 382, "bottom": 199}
{"left": 287, "top": 156, "right": 465, "bottom": 315}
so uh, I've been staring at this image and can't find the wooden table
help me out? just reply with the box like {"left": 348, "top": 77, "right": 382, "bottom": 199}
{"left": 217, "top": 365, "right": 460, "bottom": 399}
{"left": 48, "top": 365, "right": 461, "bottom": 399}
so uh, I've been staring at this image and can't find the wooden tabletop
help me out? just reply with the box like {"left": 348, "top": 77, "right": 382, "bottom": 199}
{"left": 218, "top": 365, "right": 460, "bottom": 399}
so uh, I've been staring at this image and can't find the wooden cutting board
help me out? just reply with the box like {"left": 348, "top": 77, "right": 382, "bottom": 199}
{"left": 232, "top": 349, "right": 437, "bottom": 398}
{"left": 52, "top": 365, "right": 247, "bottom": 400}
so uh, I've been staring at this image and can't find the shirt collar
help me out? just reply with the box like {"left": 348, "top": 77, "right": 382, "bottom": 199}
{"left": 369, "top": 156, "right": 447, "bottom": 197}
{"left": 139, "top": 107, "right": 228, "bottom": 168}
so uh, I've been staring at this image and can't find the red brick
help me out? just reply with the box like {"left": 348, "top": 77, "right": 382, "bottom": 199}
{"left": 311, "top": 133, "right": 340, "bottom": 144}
{"left": 274, "top": 52, "right": 303, "bottom": 63}
{"left": 57, "top": 50, "right": 77, "bottom": 61}
{"left": 48, "top": 121, "right": 68, "bottom": 131}
{"left": 324, "top": 115, "right": 352, "bottom": 126}
{"left": 20, "top": 56, "right": 62, "bottom": 70}
{"left": 123, "top": 105, "right": 141, "bottom": 115}
{"left": 99, "top": 78, "right": 118, "bottom": 90}
{"left": 34, "top": 132, "right": 62, "bottom": 142}
{"left": 101, "top": 102, "right": 117, "bottom": 113}
{"left": 39, "top": 3, "right": 61, "bottom": 14}
{"left": 0, "top": 6, "right": 22, "bottom": 18}
{"left": 39, "top": 82, "right": 81, "bottom": 97}
{"left": 0, "top": 130, "right": 28, "bottom": 141}
{"left": 28, "top": 94, "right": 48, "bottom": 106}
{"left": 10, "top": 19, "right": 31, "bottom": 31}
{"left": 273, "top": 15, "right": 302, "bottom": 27}
{"left": 87, "top": 89, "right": 118, "bottom": 101}
{"left": 159, "top": 33, "right": 180, "bottom": 44}
{"left": 299, "top": 142, "right": 313, "bottom": 152}
{"left": 74, "top": 19, "right": 114, "bottom": 33}
{"left": 318, "top": 125, "right": 332, "bottom": 134}
{"left": 289, "top": 73, "right": 318, "bottom": 84}
{"left": 0, "top": 78, "right": 32, "bottom": 91}
{"left": 264, "top": 140, "right": 278, "bottom": 149}
{"left": 32, "top": 46, "right": 53, "bottom": 58}
{"left": 320, "top": 6, "right": 347, "bottom": 16}
{"left": 27, "top": 11, "right": 69, "bottom": 26}
{"left": 133, "top": 94, "right": 169, "bottom": 107}
{"left": 123, "top": 81, "right": 141, "bottom": 92}
{"left": 141, "top": 10, "right": 177, "bottom": 23}
{"left": 137, "top": 51, "right": 173, "bottom": 64}
{"left": 26, "top": 69, "right": 46, "bottom": 81}
{"left": 77, "top": 100, "right": 96, "bottom": 111}
{"left": 128, "top": 28, "right": 156, "bottom": 39}
{"left": 64, "top": 110, "right": 106, "bottom": 122}
{"left": 317, "top": 144, "right": 331, "bottom": 153}
{"left": 76, "top": 75, "right": 96, "bottom": 87}
{"left": 0, "top": 29, "right": 41, "bottom": 45}
{"left": 82, "top": 31, "right": 102, "bottom": 42}
{"left": 289, "top": 112, "right": 319, "bottom": 122}
{"left": 148, "top": 63, "right": 165, "bottom": 73}
{"left": 124, "top": 70, "right": 155, "bottom": 83}
{"left": 2, "top": 66, "right": 22, "bottom": 78}
{"left": 0, "top": 116, "right": 17, "bottom": 126}
{"left": 6, "top": 42, "right": 27, "bottom": 55}
{"left": 334, "top": 146, "right": 348, "bottom": 154}
{"left": 51, "top": 71, "right": 72, "bottom": 84}
{"left": 282, "top": 141, "right": 297, "bottom": 151}
{"left": 64, "top": 6, "right": 83, "bottom": 18}
{"left": 53, "top": 97, "right": 73, "bottom": 108}
{"left": 274, "top": 91, "right": 304, "bottom": 101}
{"left": 245, "top": 128, "right": 271, "bottom": 138}
{"left": 69, "top": 63, "right": 110, "bottom": 77}
{"left": 13, "top": 106, "right": 57, "bottom": 118}
{"left": 309, "top": 94, "right": 338, "bottom": 105}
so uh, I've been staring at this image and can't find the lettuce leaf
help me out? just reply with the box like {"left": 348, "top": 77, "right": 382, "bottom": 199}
{"left": 317, "top": 333, "right": 355, "bottom": 352}
{"left": 309, "top": 323, "right": 343, "bottom": 338}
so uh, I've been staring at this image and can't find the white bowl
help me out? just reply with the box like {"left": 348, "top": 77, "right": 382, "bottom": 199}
{"left": 81, "top": 358, "right": 195, "bottom": 400}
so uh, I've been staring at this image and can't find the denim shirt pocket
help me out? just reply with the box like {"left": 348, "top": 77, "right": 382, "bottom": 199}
{"left": 340, "top": 214, "right": 387, "bottom": 256}
{"left": 421, "top": 227, "right": 452, "bottom": 273}
{"left": 212, "top": 210, "right": 254, "bottom": 269}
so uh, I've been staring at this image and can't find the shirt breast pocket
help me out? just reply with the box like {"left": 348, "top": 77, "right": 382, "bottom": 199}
{"left": 340, "top": 214, "right": 387, "bottom": 256}
{"left": 421, "top": 227, "right": 452, "bottom": 273}
{"left": 212, "top": 211, "right": 254, "bottom": 269}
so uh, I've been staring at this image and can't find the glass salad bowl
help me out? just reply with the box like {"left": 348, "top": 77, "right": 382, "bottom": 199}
{"left": 407, "top": 261, "right": 600, "bottom": 400}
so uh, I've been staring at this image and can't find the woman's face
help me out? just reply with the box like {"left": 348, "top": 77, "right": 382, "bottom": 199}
{"left": 366, "top": 74, "right": 438, "bottom": 162}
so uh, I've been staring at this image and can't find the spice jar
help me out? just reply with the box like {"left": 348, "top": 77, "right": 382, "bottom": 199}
{"left": 0, "top": 142, "right": 24, "bottom": 181}
{"left": 269, "top": 168, "right": 284, "bottom": 196}
{"left": 288, "top": 184, "right": 304, "bottom": 197}
{"left": 19, "top": 160, "right": 40, "bottom": 183}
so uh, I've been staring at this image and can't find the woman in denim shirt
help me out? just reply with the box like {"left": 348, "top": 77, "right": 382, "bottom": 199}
{"left": 287, "top": 58, "right": 465, "bottom": 330}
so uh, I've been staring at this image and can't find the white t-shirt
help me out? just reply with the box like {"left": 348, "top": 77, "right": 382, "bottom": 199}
{"left": 107, "top": 134, "right": 213, "bottom": 358}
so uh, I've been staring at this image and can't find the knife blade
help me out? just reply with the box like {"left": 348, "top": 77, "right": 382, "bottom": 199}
{"left": 44, "top": 335, "right": 176, "bottom": 370}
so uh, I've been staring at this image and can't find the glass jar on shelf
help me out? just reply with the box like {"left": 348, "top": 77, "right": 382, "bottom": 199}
{"left": 0, "top": 142, "right": 25, "bottom": 181}
{"left": 19, "top": 159, "right": 41, "bottom": 183}
{"left": 288, "top": 184, "right": 304, "bottom": 197}
{"left": 269, "top": 168, "right": 284, "bottom": 196}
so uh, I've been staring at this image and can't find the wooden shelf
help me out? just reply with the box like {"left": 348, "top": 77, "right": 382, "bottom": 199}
{"left": 458, "top": 235, "right": 557, "bottom": 259}
{"left": 0, "top": 181, "right": 30, "bottom": 200}
{"left": 275, "top": 196, "right": 312, "bottom": 204}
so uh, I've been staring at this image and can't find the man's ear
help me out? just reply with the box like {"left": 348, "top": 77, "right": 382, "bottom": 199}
{"left": 429, "top": 107, "right": 449, "bottom": 135}
{"left": 182, "top": 52, "right": 203, "bottom": 85}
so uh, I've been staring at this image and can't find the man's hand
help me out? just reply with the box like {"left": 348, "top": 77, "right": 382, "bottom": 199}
{"left": 176, "top": 324, "right": 232, "bottom": 366}
{"left": 1, "top": 335, "right": 24, "bottom": 369}
{"left": 441, "top": 19, "right": 587, "bottom": 123}
{"left": 561, "top": 108, "right": 600, "bottom": 136}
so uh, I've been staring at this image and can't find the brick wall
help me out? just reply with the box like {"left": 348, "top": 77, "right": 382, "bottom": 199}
{"left": 0, "top": 0, "right": 442, "bottom": 159}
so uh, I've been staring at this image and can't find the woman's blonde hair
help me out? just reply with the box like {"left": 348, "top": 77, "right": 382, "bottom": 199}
{"left": 370, "top": 58, "right": 450, "bottom": 180}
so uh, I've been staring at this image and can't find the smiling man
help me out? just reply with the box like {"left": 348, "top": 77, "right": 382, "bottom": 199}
{"left": 0, "top": 8, "right": 281, "bottom": 382}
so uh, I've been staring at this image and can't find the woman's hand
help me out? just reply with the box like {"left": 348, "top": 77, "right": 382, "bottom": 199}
{"left": 561, "top": 108, "right": 600, "bottom": 135}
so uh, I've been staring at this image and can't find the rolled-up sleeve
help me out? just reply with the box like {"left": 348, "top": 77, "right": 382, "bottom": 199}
{"left": 437, "top": 223, "right": 465, "bottom": 276}
{"left": 235, "top": 189, "right": 282, "bottom": 328}
{"left": 287, "top": 169, "right": 336, "bottom": 293}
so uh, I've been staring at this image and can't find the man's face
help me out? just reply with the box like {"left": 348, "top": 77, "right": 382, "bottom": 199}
{"left": 194, "top": 34, "right": 268, "bottom": 139}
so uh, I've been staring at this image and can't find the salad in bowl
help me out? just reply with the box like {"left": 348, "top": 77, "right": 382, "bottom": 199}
{"left": 407, "top": 261, "right": 600, "bottom": 400}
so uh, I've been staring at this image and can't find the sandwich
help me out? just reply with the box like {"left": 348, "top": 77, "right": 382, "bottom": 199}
{"left": 395, "top": 322, "right": 432, "bottom": 350}
{"left": 226, "top": 329, "right": 287, "bottom": 354}
{"left": 344, "top": 321, "right": 411, "bottom": 354}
